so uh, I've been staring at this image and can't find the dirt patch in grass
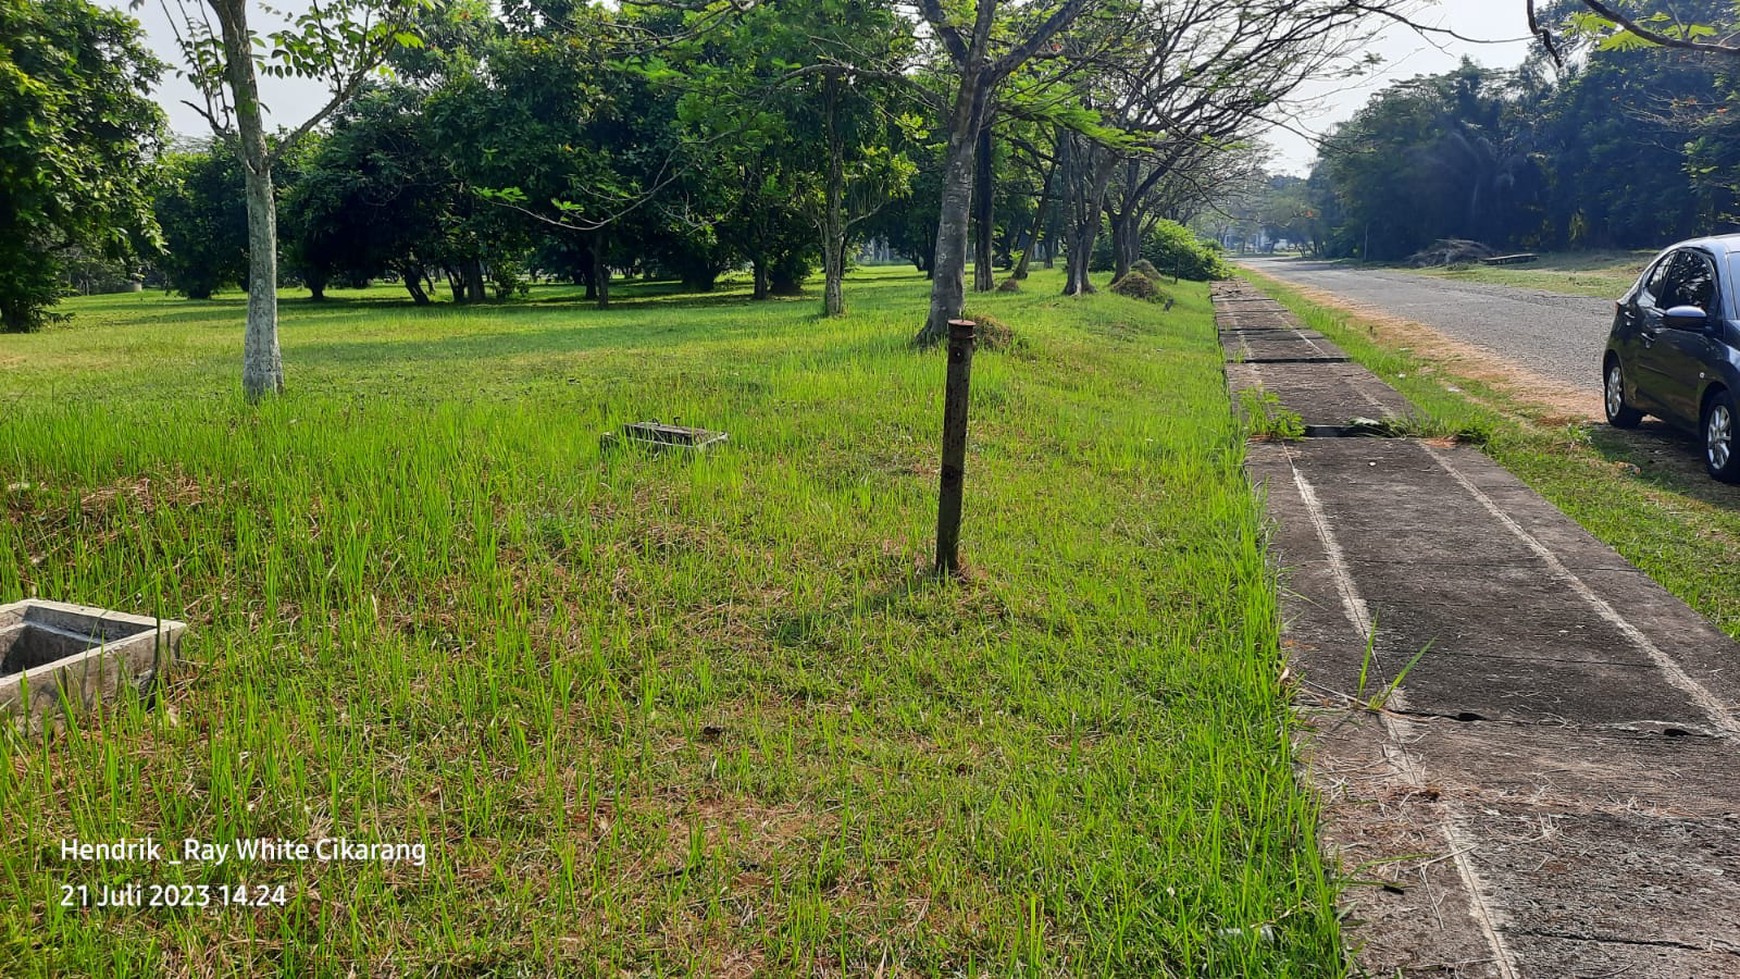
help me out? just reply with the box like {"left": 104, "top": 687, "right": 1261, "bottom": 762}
{"left": 6, "top": 471, "right": 219, "bottom": 518}
{"left": 80, "top": 472, "right": 219, "bottom": 513}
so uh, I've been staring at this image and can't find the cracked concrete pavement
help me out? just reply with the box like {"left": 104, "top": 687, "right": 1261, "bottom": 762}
{"left": 1214, "top": 281, "right": 1740, "bottom": 977}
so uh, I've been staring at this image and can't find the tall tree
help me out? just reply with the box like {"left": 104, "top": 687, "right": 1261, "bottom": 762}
{"left": 151, "top": 0, "right": 428, "bottom": 398}
{"left": 1316, "top": 67, "right": 1504, "bottom": 259}
{"left": 0, "top": 0, "right": 164, "bottom": 332}
{"left": 430, "top": 1, "right": 683, "bottom": 310}
{"left": 912, "top": 0, "right": 1096, "bottom": 344}
{"left": 859, "top": 126, "right": 946, "bottom": 277}
{"left": 1308, "top": 37, "right": 1740, "bottom": 258}
{"left": 809, "top": 67, "right": 918, "bottom": 316}
{"left": 911, "top": 0, "right": 1407, "bottom": 339}
{"left": 1053, "top": 0, "right": 1391, "bottom": 293}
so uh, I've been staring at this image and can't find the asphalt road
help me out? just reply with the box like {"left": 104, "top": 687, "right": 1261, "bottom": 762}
{"left": 1238, "top": 256, "right": 1619, "bottom": 395}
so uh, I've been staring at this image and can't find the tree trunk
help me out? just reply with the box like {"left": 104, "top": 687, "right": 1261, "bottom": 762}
{"left": 211, "top": 0, "right": 282, "bottom": 400}
{"left": 770, "top": 260, "right": 804, "bottom": 295}
{"left": 238, "top": 119, "right": 281, "bottom": 398}
{"left": 1057, "top": 132, "right": 1079, "bottom": 291}
{"left": 399, "top": 263, "right": 430, "bottom": 305}
{"left": 445, "top": 267, "right": 465, "bottom": 303}
{"left": 972, "top": 122, "right": 995, "bottom": 292}
{"left": 1014, "top": 156, "right": 1057, "bottom": 280}
{"left": 1064, "top": 229, "right": 1095, "bottom": 295}
{"left": 592, "top": 234, "right": 609, "bottom": 309}
{"left": 1, "top": 300, "right": 28, "bottom": 333}
{"left": 1062, "top": 146, "right": 1118, "bottom": 297}
{"left": 822, "top": 235, "right": 845, "bottom": 316}
{"left": 465, "top": 257, "right": 486, "bottom": 305}
{"left": 752, "top": 258, "right": 769, "bottom": 300}
{"left": 1110, "top": 211, "right": 1140, "bottom": 281}
{"left": 917, "top": 67, "right": 991, "bottom": 346}
{"left": 821, "top": 77, "right": 849, "bottom": 318}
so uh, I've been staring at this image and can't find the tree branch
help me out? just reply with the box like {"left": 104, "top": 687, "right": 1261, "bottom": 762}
{"left": 914, "top": 0, "right": 969, "bottom": 64}
{"left": 180, "top": 97, "right": 227, "bottom": 134}
{"left": 1348, "top": 2, "right": 1532, "bottom": 45}
{"left": 1572, "top": 0, "right": 1740, "bottom": 55}
{"left": 266, "top": 60, "right": 382, "bottom": 168}
{"left": 991, "top": 0, "right": 1091, "bottom": 79}
{"left": 1526, "top": 0, "right": 1562, "bottom": 67}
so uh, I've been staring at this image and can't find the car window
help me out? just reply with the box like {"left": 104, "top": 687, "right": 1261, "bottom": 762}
{"left": 1643, "top": 254, "right": 1674, "bottom": 304}
{"left": 1664, "top": 251, "right": 1718, "bottom": 310}
{"left": 1730, "top": 254, "right": 1740, "bottom": 318}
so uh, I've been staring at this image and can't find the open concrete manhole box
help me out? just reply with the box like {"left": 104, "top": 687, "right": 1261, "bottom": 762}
{"left": 0, "top": 600, "right": 185, "bottom": 729}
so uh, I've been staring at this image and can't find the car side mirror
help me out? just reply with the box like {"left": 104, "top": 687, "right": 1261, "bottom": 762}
{"left": 1664, "top": 305, "right": 1710, "bottom": 331}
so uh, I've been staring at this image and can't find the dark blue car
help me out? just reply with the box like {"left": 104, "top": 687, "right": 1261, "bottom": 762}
{"left": 1604, "top": 235, "right": 1740, "bottom": 482}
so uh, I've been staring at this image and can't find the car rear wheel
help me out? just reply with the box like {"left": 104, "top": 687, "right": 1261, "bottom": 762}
{"left": 1605, "top": 359, "right": 1643, "bottom": 428}
{"left": 1704, "top": 389, "right": 1740, "bottom": 483}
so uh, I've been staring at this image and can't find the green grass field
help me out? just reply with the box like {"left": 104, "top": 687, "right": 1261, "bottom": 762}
{"left": 1403, "top": 249, "right": 1655, "bottom": 298}
{"left": 0, "top": 268, "right": 1343, "bottom": 976}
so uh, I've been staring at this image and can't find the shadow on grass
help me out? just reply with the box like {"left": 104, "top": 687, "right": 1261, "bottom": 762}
{"left": 284, "top": 300, "right": 915, "bottom": 371}
{"left": 769, "top": 570, "right": 962, "bottom": 650}
{"left": 288, "top": 317, "right": 753, "bottom": 368}
{"left": 279, "top": 272, "right": 949, "bottom": 370}
{"left": 531, "top": 290, "right": 807, "bottom": 310}
{"left": 67, "top": 269, "right": 934, "bottom": 331}
{"left": 1589, "top": 420, "right": 1740, "bottom": 511}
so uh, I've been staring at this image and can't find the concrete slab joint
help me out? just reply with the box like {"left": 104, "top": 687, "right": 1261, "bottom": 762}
{"left": 1213, "top": 283, "right": 1740, "bottom": 977}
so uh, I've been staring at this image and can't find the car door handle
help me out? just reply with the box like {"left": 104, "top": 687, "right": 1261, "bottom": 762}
{"left": 1641, "top": 331, "right": 1657, "bottom": 347}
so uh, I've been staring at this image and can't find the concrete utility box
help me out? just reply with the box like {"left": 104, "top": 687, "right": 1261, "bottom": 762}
{"left": 604, "top": 421, "right": 729, "bottom": 453}
{"left": 0, "top": 600, "right": 185, "bottom": 730}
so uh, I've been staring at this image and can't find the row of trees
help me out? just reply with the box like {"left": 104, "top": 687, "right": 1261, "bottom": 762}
{"left": 8, "top": 0, "right": 1413, "bottom": 356}
{"left": 55, "top": 1, "right": 1728, "bottom": 393}
{"left": 149, "top": 0, "right": 917, "bottom": 310}
{"left": 1299, "top": 1, "right": 1740, "bottom": 260}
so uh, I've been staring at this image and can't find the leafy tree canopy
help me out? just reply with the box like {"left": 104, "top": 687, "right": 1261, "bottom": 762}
{"left": 0, "top": 0, "right": 164, "bottom": 331}
{"left": 154, "top": 142, "right": 250, "bottom": 299}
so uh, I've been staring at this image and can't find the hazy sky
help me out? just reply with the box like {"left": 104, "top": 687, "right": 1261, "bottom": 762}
{"left": 108, "top": 0, "right": 1538, "bottom": 175}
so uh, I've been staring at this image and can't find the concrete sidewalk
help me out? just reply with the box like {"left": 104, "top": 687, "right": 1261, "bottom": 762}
{"left": 1214, "top": 281, "right": 1740, "bottom": 977}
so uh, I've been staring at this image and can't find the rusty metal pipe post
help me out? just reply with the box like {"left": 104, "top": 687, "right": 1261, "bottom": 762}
{"left": 935, "top": 318, "right": 977, "bottom": 574}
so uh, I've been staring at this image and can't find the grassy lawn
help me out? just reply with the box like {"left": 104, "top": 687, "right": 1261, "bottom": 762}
{"left": 0, "top": 268, "right": 1342, "bottom": 976}
{"left": 1403, "top": 249, "right": 1656, "bottom": 298}
{"left": 1248, "top": 275, "right": 1740, "bottom": 643}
